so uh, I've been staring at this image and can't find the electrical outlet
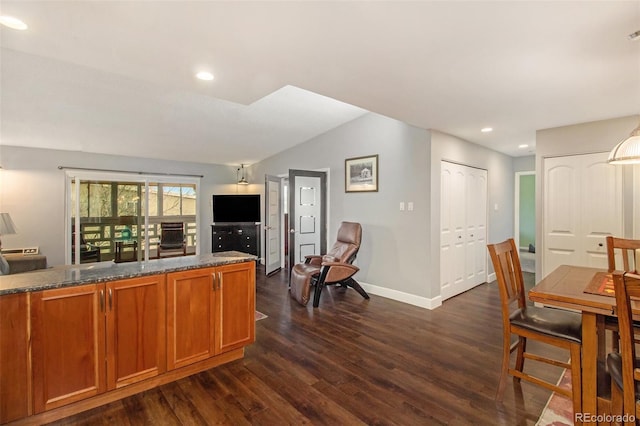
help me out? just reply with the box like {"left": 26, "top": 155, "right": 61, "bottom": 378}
{"left": 408, "top": 202, "right": 414, "bottom": 211}
{"left": 399, "top": 202, "right": 405, "bottom": 211}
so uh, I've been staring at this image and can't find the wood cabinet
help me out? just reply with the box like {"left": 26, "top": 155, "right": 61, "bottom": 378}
{"left": 166, "top": 267, "right": 217, "bottom": 369}
{"left": 106, "top": 275, "right": 166, "bottom": 389}
{"left": 31, "top": 275, "right": 166, "bottom": 413}
{"left": 167, "top": 261, "right": 255, "bottom": 370}
{"left": 217, "top": 262, "right": 256, "bottom": 354}
{"left": 0, "top": 293, "right": 30, "bottom": 424}
{"left": 1, "top": 259, "right": 254, "bottom": 424}
{"left": 31, "top": 284, "right": 106, "bottom": 413}
{"left": 211, "top": 223, "right": 260, "bottom": 256}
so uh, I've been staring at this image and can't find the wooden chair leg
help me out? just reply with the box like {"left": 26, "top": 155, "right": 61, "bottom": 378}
{"left": 496, "top": 332, "right": 512, "bottom": 402}
{"left": 610, "top": 382, "right": 623, "bottom": 425}
{"left": 514, "top": 337, "right": 526, "bottom": 381}
{"left": 569, "top": 342, "right": 582, "bottom": 419}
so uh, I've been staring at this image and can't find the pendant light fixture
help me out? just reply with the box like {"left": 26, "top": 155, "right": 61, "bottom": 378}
{"left": 237, "top": 164, "right": 249, "bottom": 185}
{"left": 608, "top": 120, "right": 640, "bottom": 164}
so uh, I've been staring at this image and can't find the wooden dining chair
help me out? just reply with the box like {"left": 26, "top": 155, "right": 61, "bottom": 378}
{"left": 605, "top": 236, "right": 640, "bottom": 352}
{"left": 608, "top": 271, "right": 640, "bottom": 425}
{"left": 487, "top": 238, "right": 582, "bottom": 415}
{"left": 607, "top": 236, "right": 640, "bottom": 274}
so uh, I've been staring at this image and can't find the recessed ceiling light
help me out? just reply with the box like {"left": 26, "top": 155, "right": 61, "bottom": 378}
{"left": 0, "top": 15, "right": 28, "bottom": 30}
{"left": 481, "top": 127, "right": 493, "bottom": 133}
{"left": 519, "top": 144, "right": 529, "bottom": 149}
{"left": 196, "top": 71, "right": 214, "bottom": 81}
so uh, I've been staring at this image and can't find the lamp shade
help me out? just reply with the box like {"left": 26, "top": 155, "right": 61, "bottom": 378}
{"left": 0, "top": 213, "right": 16, "bottom": 235}
{"left": 608, "top": 123, "right": 640, "bottom": 164}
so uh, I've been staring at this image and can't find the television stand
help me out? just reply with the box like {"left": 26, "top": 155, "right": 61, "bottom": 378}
{"left": 211, "top": 223, "right": 260, "bottom": 257}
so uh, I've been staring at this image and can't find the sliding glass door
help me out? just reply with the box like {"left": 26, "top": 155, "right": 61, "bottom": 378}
{"left": 66, "top": 171, "right": 199, "bottom": 264}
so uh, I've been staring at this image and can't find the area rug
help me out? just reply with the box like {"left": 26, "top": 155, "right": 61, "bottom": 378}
{"left": 255, "top": 311, "right": 268, "bottom": 321}
{"left": 536, "top": 369, "right": 573, "bottom": 425}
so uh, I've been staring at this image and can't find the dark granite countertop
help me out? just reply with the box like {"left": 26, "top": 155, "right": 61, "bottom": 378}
{"left": 0, "top": 251, "right": 257, "bottom": 295}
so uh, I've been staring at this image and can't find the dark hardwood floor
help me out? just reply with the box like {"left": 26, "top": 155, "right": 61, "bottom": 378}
{"left": 47, "top": 269, "right": 562, "bottom": 425}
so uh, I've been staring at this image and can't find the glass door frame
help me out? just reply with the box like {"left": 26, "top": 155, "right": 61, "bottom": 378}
{"left": 64, "top": 170, "right": 201, "bottom": 265}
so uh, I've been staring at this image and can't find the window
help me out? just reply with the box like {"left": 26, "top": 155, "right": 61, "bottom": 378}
{"left": 66, "top": 172, "right": 200, "bottom": 264}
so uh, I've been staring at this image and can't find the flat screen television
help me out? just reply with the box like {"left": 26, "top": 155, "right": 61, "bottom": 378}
{"left": 212, "top": 194, "right": 261, "bottom": 223}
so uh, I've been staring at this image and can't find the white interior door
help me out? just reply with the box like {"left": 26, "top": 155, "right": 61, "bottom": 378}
{"left": 543, "top": 152, "right": 622, "bottom": 276}
{"left": 288, "top": 170, "right": 326, "bottom": 268}
{"left": 440, "top": 161, "right": 487, "bottom": 300}
{"left": 264, "top": 175, "right": 282, "bottom": 275}
{"left": 467, "top": 167, "right": 487, "bottom": 286}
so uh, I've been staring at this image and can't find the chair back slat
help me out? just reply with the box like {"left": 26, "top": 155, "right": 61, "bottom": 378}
{"left": 607, "top": 236, "right": 640, "bottom": 273}
{"left": 612, "top": 271, "right": 640, "bottom": 407}
{"left": 487, "top": 239, "right": 526, "bottom": 314}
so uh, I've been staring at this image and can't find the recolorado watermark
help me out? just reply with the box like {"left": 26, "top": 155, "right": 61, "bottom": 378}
{"left": 575, "top": 412, "right": 635, "bottom": 423}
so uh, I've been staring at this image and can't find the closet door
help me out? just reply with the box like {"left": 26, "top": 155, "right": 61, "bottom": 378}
{"left": 440, "top": 161, "right": 488, "bottom": 301}
{"left": 466, "top": 167, "right": 488, "bottom": 286}
{"left": 543, "top": 152, "right": 622, "bottom": 276}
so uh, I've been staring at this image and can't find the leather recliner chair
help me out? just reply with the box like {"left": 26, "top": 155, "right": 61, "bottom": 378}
{"left": 290, "top": 221, "right": 370, "bottom": 307}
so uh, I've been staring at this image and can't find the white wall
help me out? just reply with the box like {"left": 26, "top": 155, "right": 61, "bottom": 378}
{"left": 0, "top": 146, "right": 238, "bottom": 265}
{"left": 514, "top": 155, "right": 535, "bottom": 172}
{"left": 535, "top": 114, "right": 639, "bottom": 278}
{"left": 1, "top": 113, "right": 518, "bottom": 309}
{"left": 253, "top": 114, "right": 515, "bottom": 308}
{"left": 253, "top": 112, "right": 433, "bottom": 305}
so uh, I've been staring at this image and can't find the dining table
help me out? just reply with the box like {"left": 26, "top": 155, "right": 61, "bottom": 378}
{"left": 529, "top": 264, "right": 620, "bottom": 417}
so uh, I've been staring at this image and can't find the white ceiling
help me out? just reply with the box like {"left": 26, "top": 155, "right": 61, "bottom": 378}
{"left": 0, "top": 1, "right": 639, "bottom": 165}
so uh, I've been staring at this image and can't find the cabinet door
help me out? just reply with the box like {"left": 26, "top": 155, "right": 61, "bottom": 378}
{"left": 106, "top": 275, "right": 166, "bottom": 390}
{"left": 31, "top": 284, "right": 106, "bottom": 413}
{"left": 215, "top": 261, "right": 256, "bottom": 354}
{"left": 166, "top": 268, "right": 216, "bottom": 369}
{"left": 212, "top": 227, "right": 235, "bottom": 252}
{"left": 0, "top": 293, "right": 30, "bottom": 423}
{"left": 237, "top": 225, "right": 258, "bottom": 255}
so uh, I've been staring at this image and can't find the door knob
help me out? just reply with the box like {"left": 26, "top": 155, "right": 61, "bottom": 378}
{"left": 290, "top": 229, "right": 295, "bottom": 233}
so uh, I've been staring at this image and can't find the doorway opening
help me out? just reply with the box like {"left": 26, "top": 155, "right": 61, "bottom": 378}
{"left": 515, "top": 171, "right": 535, "bottom": 274}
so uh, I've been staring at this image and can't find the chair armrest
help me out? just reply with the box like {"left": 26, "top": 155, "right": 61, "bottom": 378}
{"left": 305, "top": 255, "right": 323, "bottom": 265}
{"left": 320, "top": 262, "right": 360, "bottom": 283}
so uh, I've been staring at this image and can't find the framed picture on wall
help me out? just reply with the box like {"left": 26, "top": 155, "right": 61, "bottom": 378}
{"left": 345, "top": 154, "right": 378, "bottom": 192}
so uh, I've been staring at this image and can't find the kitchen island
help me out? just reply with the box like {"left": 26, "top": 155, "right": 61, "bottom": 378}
{"left": 0, "top": 252, "right": 256, "bottom": 424}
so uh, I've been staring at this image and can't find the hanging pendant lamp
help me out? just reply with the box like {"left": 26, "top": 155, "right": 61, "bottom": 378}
{"left": 608, "top": 121, "right": 640, "bottom": 165}
{"left": 237, "top": 164, "right": 249, "bottom": 185}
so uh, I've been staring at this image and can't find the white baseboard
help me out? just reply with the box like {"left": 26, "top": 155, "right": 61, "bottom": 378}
{"left": 487, "top": 272, "right": 496, "bottom": 283}
{"left": 358, "top": 281, "right": 442, "bottom": 310}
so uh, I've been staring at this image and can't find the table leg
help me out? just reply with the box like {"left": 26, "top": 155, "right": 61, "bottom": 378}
{"left": 581, "top": 312, "right": 598, "bottom": 417}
